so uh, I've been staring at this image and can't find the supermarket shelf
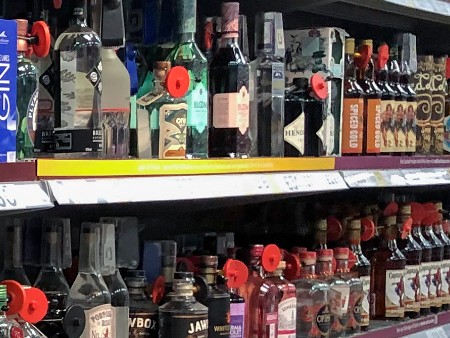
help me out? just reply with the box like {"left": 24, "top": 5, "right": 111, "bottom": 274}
{"left": 335, "top": 156, "right": 450, "bottom": 170}
{"left": 0, "top": 162, "right": 37, "bottom": 183}
{"left": 0, "top": 181, "right": 53, "bottom": 212}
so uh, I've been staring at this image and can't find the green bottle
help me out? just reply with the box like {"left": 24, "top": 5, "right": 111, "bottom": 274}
{"left": 166, "top": 0, "right": 209, "bottom": 159}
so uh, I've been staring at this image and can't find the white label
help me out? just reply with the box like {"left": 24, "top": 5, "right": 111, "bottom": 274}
{"left": 360, "top": 276, "right": 370, "bottom": 326}
{"left": 329, "top": 284, "right": 350, "bottom": 317}
{"left": 187, "top": 82, "right": 208, "bottom": 133}
{"left": 59, "top": 51, "right": 77, "bottom": 129}
{"left": 385, "top": 269, "right": 405, "bottom": 317}
{"left": 284, "top": 112, "right": 305, "bottom": 154}
{"left": 430, "top": 262, "right": 442, "bottom": 307}
{"left": 404, "top": 264, "right": 421, "bottom": 310}
{"left": 81, "top": 304, "right": 113, "bottom": 338}
{"left": 264, "top": 21, "right": 272, "bottom": 45}
{"left": 441, "top": 260, "right": 450, "bottom": 303}
{"left": 420, "top": 262, "right": 432, "bottom": 307}
{"left": 276, "top": 29, "right": 285, "bottom": 50}
{"left": 316, "top": 112, "right": 335, "bottom": 155}
{"left": 113, "top": 306, "right": 129, "bottom": 338}
{"left": 277, "top": 297, "right": 296, "bottom": 338}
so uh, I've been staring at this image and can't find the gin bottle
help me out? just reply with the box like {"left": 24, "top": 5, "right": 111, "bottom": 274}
{"left": 158, "top": 272, "right": 208, "bottom": 338}
{"left": 167, "top": 0, "right": 209, "bottom": 158}
{"left": 67, "top": 223, "right": 112, "bottom": 338}
{"left": 209, "top": 2, "right": 251, "bottom": 158}
{"left": 249, "top": 12, "right": 285, "bottom": 157}
{"left": 54, "top": 0, "right": 103, "bottom": 158}
{"left": 0, "top": 284, "right": 24, "bottom": 338}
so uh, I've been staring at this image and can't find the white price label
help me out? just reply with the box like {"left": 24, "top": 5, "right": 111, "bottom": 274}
{"left": 425, "top": 327, "right": 446, "bottom": 338}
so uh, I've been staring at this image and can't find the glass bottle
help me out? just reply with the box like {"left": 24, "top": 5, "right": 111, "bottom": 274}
{"left": 166, "top": 0, "right": 208, "bottom": 159}
{"left": 370, "top": 215, "right": 406, "bottom": 319}
{"left": 54, "top": 0, "right": 103, "bottom": 158}
{"left": 209, "top": 2, "right": 250, "bottom": 158}
{"left": 292, "top": 251, "right": 330, "bottom": 338}
{"left": 202, "top": 17, "right": 215, "bottom": 63}
{"left": 126, "top": 270, "right": 159, "bottom": 338}
{"left": 229, "top": 288, "right": 245, "bottom": 338}
{"left": 315, "top": 249, "right": 348, "bottom": 338}
{"left": 399, "top": 54, "right": 417, "bottom": 154}
{"left": 361, "top": 204, "right": 381, "bottom": 260}
{"left": 158, "top": 271, "right": 208, "bottom": 338}
{"left": 434, "top": 202, "right": 450, "bottom": 311}
{"left": 266, "top": 261, "right": 296, "bottom": 338}
{"left": 67, "top": 223, "right": 112, "bottom": 338}
{"left": 34, "top": 220, "right": 71, "bottom": 337}
{"left": 346, "top": 219, "right": 370, "bottom": 331}
{"left": 356, "top": 39, "right": 382, "bottom": 155}
{"left": 396, "top": 205, "right": 421, "bottom": 318}
{"left": 249, "top": 12, "right": 285, "bottom": 157}
{"left": 341, "top": 38, "right": 364, "bottom": 155}
{"left": 0, "top": 284, "right": 24, "bottom": 338}
{"left": 238, "top": 15, "right": 250, "bottom": 63}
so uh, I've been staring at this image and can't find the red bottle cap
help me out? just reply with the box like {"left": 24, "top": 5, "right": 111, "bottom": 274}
{"left": 299, "top": 251, "right": 316, "bottom": 265}
{"left": 19, "top": 287, "right": 48, "bottom": 323}
{"left": 53, "top": 0, "right": 62, "bottom": 9}
{"left": 291, "top": 246, "right": 307, "bottom": 256}
{"left": 333, "top": 247, "right": 349, "bottom": 260}
{"left": 223, "top": 259, "right": 248, "bottom": 288}
{"left": 327, "top": 216, "right": 343, "bottom": 242}
{"left": 176, "top": 257, "right": 196, "bottom": 273}
{"left": 280, "top": 248, "right": 289, "bottom": 259}
{"left": 361, "top": 217, "right": 375, "bottom": 242}
{"left": 355, "top": 44, "right": 372, "bottom": 70}
{"left": 31, "top": 21, "right": 51, "bottom": 58}
{"left": 283, "top": 253, "right": 301, "bottom": 280}
{"left": 317, "top": 249, "right": 333, "bottom": 262}
{"left": 377, "top": 44, "right": 389, "bottom": 69}
{"left": 410, "top": 202, "right": 426, "bottom": 226}
{"left": 250, "top": 244, "right": 265, "bottom": 258}
{"left": 348, "top": 250, "right": 357, "bottom": 270}
{"left": 383, "top": 201, "right": 399, "bottom": 217}
{"left": 1, "top": 280, "right": 25, "bottom": 315}
{"left": 152, "top": 275, "right": 166, "bottom": 305}
{"left": 165, "top": 66, "right": 190, "bottom": 98}
{"left": 262, "top": 244, "right": 282, "bottom": 272}
{"left": 422, "top": 203, "right": 439, "bottom": 226}
{"left": 443, "top": 220, "right": 450, "bottom": 234}
{"left": 310, "top": 73, "right": 328, "bottom": 100}
{"left": 401, "top": 217, "right": 413, "bottom": 240}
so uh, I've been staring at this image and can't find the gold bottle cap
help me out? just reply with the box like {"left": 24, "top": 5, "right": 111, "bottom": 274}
{"left": 399, "top": 205, "right": 412, "bottom": 215}
{"left": 384, "top": 215, "right": 397, "bottom": 227}
{"left": 348, "top": 219, "right": 361, "bottom": 230}
{"left": 315, "top": 219, "right": 327, "bottom": 231}
{"left": 345, "top": 38, "right": 355, "bottom": 54}
{"left": 434, "top": 202, "right": 443, "bottom": 212}
{"left": 276, "top": 261, "right": 286, "bottom": 270}
{"left": 361, "top": 39, "right": 373, "bottom": 49}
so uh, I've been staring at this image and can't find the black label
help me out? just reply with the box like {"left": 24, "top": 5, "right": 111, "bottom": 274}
{"left": 129, "top": 312, "right": 158, "bottom": 338}
{"left": 53, "top": 128, "right": 102, "bottom": 153}
{"left": 159, "top": 313, "right": 208, "bottom": 338}
{"left": 316, "top": 305, "right": 331, "bottom": 335}
{"left": 207, "top": 296, "right": 230, "bottom": 337}
{"left": 34, "top": 129, "right": 55, "bottom": 153}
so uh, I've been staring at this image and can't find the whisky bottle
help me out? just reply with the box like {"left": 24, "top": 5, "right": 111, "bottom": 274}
{"left": 158, "top": 272, "right": 208, "bottom": 338}
{"left": 209, "top": 2, "right": 251, "bottom": 158}
{"left": 0, "top": 284, "right": 24, "bottom": 338}
{"left": 433, "top": 202, "right": 450, "bottom": 310}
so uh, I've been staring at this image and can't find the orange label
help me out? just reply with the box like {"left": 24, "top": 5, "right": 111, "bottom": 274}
{"left": 380, "top": 100, "right": 396, "bottom": 153}
{"left": 213, "top": 86, "right": 250, "bottom": 135}
{"left": 342, "top": 98, "right": 364, "bottom": 154}
{"left": 392, "top": 101, "right": 407, "bottom": 153}
{"left": 366, "top": 99, "right": 382, "bottom": 154}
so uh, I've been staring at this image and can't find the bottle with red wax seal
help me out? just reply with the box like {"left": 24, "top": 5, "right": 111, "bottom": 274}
{"left": 237, "top": 244, "right": 281, "bottom": 338}
{"left": 433, "top": 202, "right": 450, "bottom": 311}
{"left": 293, "top": 251, "right": 330, "bottom": 338}
{"left": 396, "top": 204, "right": 422, "bottom": 318}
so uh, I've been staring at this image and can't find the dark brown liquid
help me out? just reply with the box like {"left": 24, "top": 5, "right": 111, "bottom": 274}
{"left": 412, "top": 226, "right": 432, "bottom": 315}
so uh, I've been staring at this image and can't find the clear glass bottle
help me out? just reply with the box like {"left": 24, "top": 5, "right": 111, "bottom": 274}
{"left": 293, "top": 251, "right": 330, "bottom": 338}
{"left": 126, "top": 270, "right": 159, "bottom": 338}
{"left": 249, "top": 12, "right": 285, "bottom": 157}
{"left": 434, "top": 202, "right": 450, "bottom": 311}
{"left": 158, "top": 272, "right": 208, "bottom": 338}
{"left": 209, "top": 2, "right": 250, "bottom": 158}
{"left": 16, "top": 19, "right": 39, "bottom": 160}
{"left": 166, "top": 0, "right": 208, "bottom": 159}
{"left": 0, "top": 284, "right": 24, "bottom": 338}
{"left": 54, "top": 0, "right": 103, "bottom": 158}
{"left": 67, "top": 223, "right": 112, "bottom": 338}
{"left": 266, "top": 261, "right": 296, "bottom": 338}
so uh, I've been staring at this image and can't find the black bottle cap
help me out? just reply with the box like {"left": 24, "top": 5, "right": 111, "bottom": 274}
{"left": 63, "top": 305, "right": 86, "bottom": 338}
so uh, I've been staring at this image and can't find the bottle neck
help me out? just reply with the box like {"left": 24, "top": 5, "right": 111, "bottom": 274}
{"left": 78, "top": 232, "right": 99, "bottom": 274}
{"left": 220, "top": 36, "right": 239, "bottom": 48}
{"left": 179, "top": 32, "right": 196, "bottom": 43}
{"left": 336, "top": 259, "right": 349, "bottom": 273}
{"left": 316, "top": 261, "right": 333, "bottom": 277}
{"left": 300, "top": 265, "right": 316, "bottom": 278}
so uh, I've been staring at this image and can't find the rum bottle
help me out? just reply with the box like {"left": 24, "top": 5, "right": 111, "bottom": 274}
{"left": 158, "top": 272, "right": 208, "bottom": 338}
{"left": 209, "top": 2, "right": 250, "bottom": 158}
{"left": 433, "top": 202, "right": 450, "bottom": 310}
{"left": 371, "top": 215, "right": 406, "bottom": 319}
{"left": 399, "top": 55, "right": 417, "bottom": 154}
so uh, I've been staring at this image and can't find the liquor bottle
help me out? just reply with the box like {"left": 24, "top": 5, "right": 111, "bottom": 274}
{"left": 0, "top": 219, "right": 30, "bottom": 285}
{"left": 266, "top": 261, "right": 296, "bottom": 338}
{"left": 341, "top": 38, "right": 364, "bottom": 155}
{"left": 158, "top": 271, "right": 209, "bottom": 338}
{"left": 209, "top": 2, "right": 251, "bottom": 158}
{"left": 126, "top": 270, "right": 159, "bottom": 338}
{"left": 396, "top": 205, "right": 421, "bottom": 318}
{"left": 237, "top": 245, "right": 280, "bottom": 338}
{"left": 356, "top": 39, "right": 382, "bottom": 155}
{"left": 388, "top": 46, "right": 409, "bottom": 154}
{"left": 371, "top": 215, "right": 406, "bottom": 319}
{"left": 67, "top": 223, "right": 112, "bottom": 338}
{"left": 16, "top": 19, "right": 39, "bottom": 160}
{"left": 293, "top": 251, "right": 330, "bottom": 338}
{"left": 203, "top": 17, "right": 215, "bottom": 63}
{"left": 346, "top": 219, "right": 370, "bottom": 331}
{"left": 54, "top": 0, "right": 103, "bottom": 158}
{"left": 99, "top": 223, "right": 129, "bottom": 338}
{"left": 167, "top": 0, "right": 209, "bottom": 159}
{"left": 433, "top": 202, "right": 450, "bottom": 311}
{"left": 238, "top": 15, "right": 250, "bottom": 62}
{"left": 0, "top": 284, "right": 24, "bottom": 338}
{"left": 421, "top": 203, "right": 444, "bottom": 313}
{"left": 361, "top": 204, "right": 382, "bottom": 260}
{"left": 399, "top": 54, "right": 417, "bottom": 154}
{"left": 196, "top": 256, "right": 230, "bottom": 338}
{"left": 34, "top": 219, "right": 71, "bottom": 336}
{"left": 249, "top": 12, "right": 285, "bottom": 157}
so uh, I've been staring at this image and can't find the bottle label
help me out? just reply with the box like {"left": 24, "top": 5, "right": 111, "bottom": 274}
{"left": 347, "top": 284, "right": 363, "bottom": 331}
{"left": 25, "top": 88, "right": 39, "bottom": 146}
{"left": 405, "top": 101, "right": 417, "bottom": 152}
{"left": 158, "top": 102, "right": 188, "bottom": 159}
{"left": 315, "top": 304, "right": 331, "bottom": 336}
{"left": 230, "top": 303, "right": 245, "bottom": 338}
{"left": 392, "top": 101, "right": 407, "bottom": 153}
{"left": 129, "top": 311, "right": 158, "bottom": 337}
{"left": 429, "top": 262, "right": 442, "bottom": 307}
{"left": 80, "top": 304, "right": 113, "bottom": 338}
{"left": 284, "top": 112, "right": 305, "bottom": 155}
{"left": 316, "top": 113, "right": 335, "bottom": 155}
{"left": 420, "top": 261, "right": 432, "bottom": 308}
{"left": 380, "top": 100, "right": 396, "bottom": 153}
{"left": 341, "top": 98, "right": 364, "bottom": 154}
{"left": 366, "top": 98, "right": 382, "bottom": 154}
{"left": 360, "top": 276, "right": 370, "bottom": 327}
{"left": 208, "top": 296, "right": 230, "bottom": 338}
{"left": 159, "top": 313, "right": 208, "bottom": 338}
{"left": 404, "top": 264, "right": 421, "bottom": 312}
{"left": 53, "top": 128, "right": 103, "bottom": 153}
{"left": 271, "top": 63, "right": 285, "bottom": 98}
{"left": 266, "top": 312, "right": 278, "bottom": 338}
{"left": 113, "top": 306, "right": 129, "bottom": 338}
{"left": 444, "top": 115, "right": 450, "bottom": 153}
{"left": 329, "top": 285, "right": 350, "bottom": 317}
{"left": 187, "top": 82, "right": 208, "bottom": 133}
{"left": 385, "top": 269, "right": 405, "bottom": 317}
{"left": 441, "top": 259, "right": 450, "bottom": 305}
{"left": 277, "top": 297, "right": 296, "bottom": 338}
{"left": 213, "top": 86, "right": 250, "bottom": 135}
{"left": 37, "top": 56, "right": 56, "bottom": 151}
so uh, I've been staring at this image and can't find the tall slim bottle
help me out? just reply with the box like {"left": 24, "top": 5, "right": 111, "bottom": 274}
{"left": 209, "top": 2, "right": 251, "bottom": 158}
{"left": 54, "top": 0, "right": 103, "bottom": 158}
{"left": 249, "top": 12, "right": 285, "bottom": 157}
{"left": 399, "top": 55, "right": 417, "bottom": 154}
{"left": 167, "top": 0, "right": 209, "bottom": 158}
{"left": 67, "top": 223, "right": 112, "bottom": 338}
